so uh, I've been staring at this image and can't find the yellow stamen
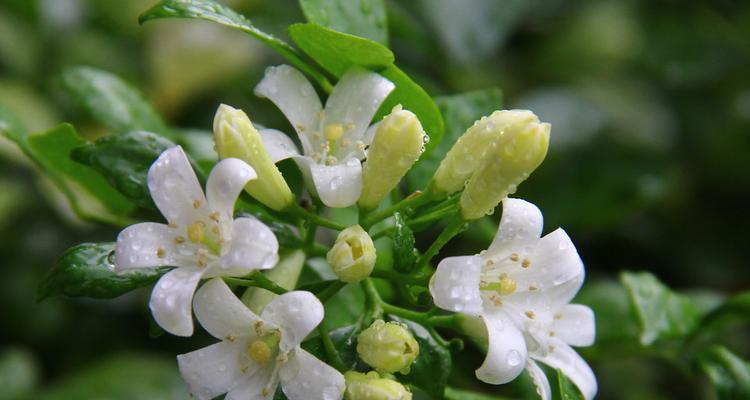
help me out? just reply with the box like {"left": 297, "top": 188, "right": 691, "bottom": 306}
{"left": 522, "top": 259, "right": 531, "bottom": 268}
{"left": 156, "top": 247, "right": 166, "bottom": 258}
{"left": 325, "top": 123, "right": 344, "bottom": 141}
{"left": 248, "top": 341, "right": 272, "bottom": 364}
{"left": 498, "top": 276, "right": 517, "bottom": 295}
{"left": 525, "top": 310, "right": 536, "bottom": 319}
{"left": 187, "top": 221, "right": 206, "bottom": 244}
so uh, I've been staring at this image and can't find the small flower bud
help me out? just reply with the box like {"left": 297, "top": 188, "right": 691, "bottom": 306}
{"left": 459, "top": 110, "right": 550, "bottom": 220}
{"left": 358, "top": 105, "right": 425, "bottom": 210}
{"left": 357, "top": 320, "right": 419, "bottom": 374}
{"left": 327, "top": 225, "right": 376, "bottom": 283}
{"left": 344, "top": 371, "right": 412, "bottom": 400}
{"left": 213, "top": 104, "right": 293, "bottom": 211}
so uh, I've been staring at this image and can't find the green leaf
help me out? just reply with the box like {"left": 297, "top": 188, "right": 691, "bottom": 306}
{"left": 60, "top": 67, "right": 168, "bottom": 135}
{"left": 0, "top": 101, "right": 28, "bottom": 143}
{"left": 299, "top": 0, "right": 388, "bottom": 45}
{"left": 302, "top": 325, "right": 360, "bottom": 369}
{"left": 38, "top": 242, "right": 168, "bottom": 300}
{"left": 394, "top": 319, "right": 451, "bottom": 399}
{"left": 324, "top": 283, "right": 365, "bottom": 329}
{"left": 392, "top": 212, "right": 418, "bottom": 273}
{"left": 0, "top": 347, "right": 38, "bottom": 400}
{"left": 700, "top": 291, "right": 750, "bottom": 332}
{"left": 444, "top": 387, "right": 513, "bottom": 400}
{"left": 38, "top": 355, "right": 188, "bottom": 400}
{"left": 71, "top": 131, "right": 175, "bottom": 209}
{"left": 407, "top": 88, "right": 502, "bottom": 191}
{"left": 140, "top": 0, "right": 331, "bottom": 91}
{"left": 557, "top": 369, "right": 585, "bottom": 400}
{"left": 697, "top": 346, "right": 750, "bottom": 400}
{"left": 620, "top": 271, "right": 701, "bottom": 345}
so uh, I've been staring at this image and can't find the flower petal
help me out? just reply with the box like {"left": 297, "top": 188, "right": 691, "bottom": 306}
{"left": 260, "top": 129, "right": 301, "bottom": 163}
{"left": 488, "top": 198, "right": 543, "bottom": 255}
{"left": 429, "top": 255, "right": 483, "bottom": 315}
{"left": 148, "top": 146, "right": 207, "bottom": 225}
{"left": 218, "top": 217, "right": 279, "bottom": 275}
{"left": 553, "top": 304, "right": 595, "bottom": 347}
{"left": 261, "top": 291, "right": 323, "bottom": 352}
{"left": 254, "top": 65, "right": 322, "bottom": 155}
{"left": 295, "top": 156, "right": 362, "bottom": 208}
{"left": 226, "top": 364, "right": 277, "bottom": 400}
{"left": 149, "top": 268, "right": 204, "bottom": 336}
{"left": 533, "top": 341, "right": 597, "bottom": 400}
{"left": 193, "top": 278, "right": 262, "bottom": 340}
{"left": 115, "top": 222, "right": 176, "bottom": 271}
{"left": 476, "top": 310, "right": 528, "bottom": 384}
{"left": 279, "top": 349, "right": 346, "bottom": 400}
{"left": 177, "top": 341, "right": 243, "bottom": 400}
{"left": 322, "top": 67, "right": 394, "bottom": 156}
{"left": 526, "top": 359, "right": 551, "bottom": 400}
{"left": 206, "top": 158, "right": 257, "bottom": 220}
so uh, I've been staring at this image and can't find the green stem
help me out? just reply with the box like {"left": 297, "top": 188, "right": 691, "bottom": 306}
{"left": 249, "top": 271, "right": 288, "bottom": 295}
{"left": 370, "top": 269, "right": 429, "bottom": 285}
{"left": 223, "top": 277, "right": 261, "bottom": 288}
{"left": 287, "top": 203, "right": 346, "bottom": 231}
{"left": 361, "top": 187, "right": 436, "bottom": 229}
{"left": 417, "top": 216, "right": 466, "bottom": 268}
{"left": 318, "top": 324, "right": 347, "bottom": 372}
{"left": 316, "top": 281, "right": 346, "bottom": 303}
{"left": 361, "top": 278, "right": 384, "bottom": 325}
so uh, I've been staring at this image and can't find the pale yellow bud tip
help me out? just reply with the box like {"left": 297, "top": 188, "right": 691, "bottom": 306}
{"left": 344, "top": 371, "right": 412, "bottom": 400}
{"left": 327, "top": 225, "right": 376, "bottom": 283}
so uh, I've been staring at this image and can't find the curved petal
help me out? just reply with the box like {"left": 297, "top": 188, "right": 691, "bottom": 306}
{"left": 488, "top": 198, "right": 543, "bottom": 255}
{"left": 279, "top": 349, "right": 345, "bottom": 400}
{"left": 323, "top": 67, "right": 394, "bottom": 156}
{"left": 177, "top": 341, "right": 243, "bottom": 400}
{"left": 261, "top": 291, "right": 323, "bottom": 352}
{"left": 553, "top": 304, "right": 595, "bottom": 347}
{"left": 254, "top": 65, "right": 322, "bottom": 155}
{"left": 148, "top": 146, "right": 206, "bottom": 225}
{"left": 115, "top": 222, "right": 176, "bottom": 271}
{"left": 533, "top": 341, "right": 597, "bottom": 400}
{"left": 206, "top": 158, "right": 257, "bottom": 219}
{"left": 295, "top": 156, "right": 362, "bottom": 208}
{"left": 218, "top": 217, "right": 279, "bottom": 275}
{"left": 429, "top": 255, "right": 483, "bottom": 315}
{"left": 193, "top": 278, "right": 262, "bottom": 340}
{"left": 260, "top": 129, "right": 301, "bottom": 163}
{"left": 149, "top": 268, "right": 204, "bottom": 336}
{"left": 526, "top": 360, "right": 551, "bottom": 400}
{"left": 476, "top": 311, "right": 528, "bottom": 384}
{"left": 226, "top": 364, "right": 277, "bottom": 400}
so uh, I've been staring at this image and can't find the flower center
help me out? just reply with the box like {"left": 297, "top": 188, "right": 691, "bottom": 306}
{"left": 246, "top": 331, "right": 281, "bottom": 365}
{"left": 481, "top": 276, "right": 517, "bottom": 295}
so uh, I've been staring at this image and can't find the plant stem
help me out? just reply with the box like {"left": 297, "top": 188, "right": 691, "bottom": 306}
{"left": 316, "top": 281, "right": 346, "bottom": 303}
{"left": 249, "top": 271, "right": 288, "bottom": 295}
{"left": 361, "top": 278, "right": 384, "bottom": 325}
{"left": 287, "top": 203, "right": 346, "bottom": 231}
{"left": 370, "top": 269, "right": 429, "bottom": 285}
{"left": 417, "top": 216, "right": 466, "bottom": 268}
{"left": 361, "top": 187, "right": 436, "bottom": 229}
{"left": 317, "top": 324, "right": 347, "bottom": 372}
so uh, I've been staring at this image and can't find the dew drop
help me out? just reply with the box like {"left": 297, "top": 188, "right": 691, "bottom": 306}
{"left": 507, "top": 349, "right": 521, "bottom": 367}
{"left": 329, "top": 176, "right": 343, "bottom": 191}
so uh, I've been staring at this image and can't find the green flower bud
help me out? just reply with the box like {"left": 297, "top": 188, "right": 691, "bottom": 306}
{"left": 359, "top": 105, "right": 425, "bottom": 210}
{"left": 213, "top": 104, "right": 293, "bottom": 211}
{"left": 357, "top": 320, "right": 419, "bottom": 374}
{"left": 459, "top": 110, "right": 550, "bottom": 220}
{"left": 344, "top": 371, "right": 412, "bottom": 400}
{"left": 327, "top": 225, "right": 376, "bottom": 283}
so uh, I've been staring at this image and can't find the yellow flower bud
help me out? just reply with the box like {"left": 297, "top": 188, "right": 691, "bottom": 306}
{"left": 213, "top": 104, "right": 293, "bottom": 211}
{"left": 327, "top": 225, "right": 376, "bottom": 283}
{"left": 344, "top": 371, "right": 412, "bottom": 400}
{"left": 359, "top": 105, "right": 425, "bottom": 210}
{"left": 357, "top": 320, "right": 419, "bottom": 374}
{"left": 459, "top": 110, "right": 550, "bottom": 220}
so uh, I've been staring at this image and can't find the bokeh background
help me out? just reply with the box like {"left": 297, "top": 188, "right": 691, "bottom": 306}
{"left": 0, "top": 0, "right": 748, "bottom": 399}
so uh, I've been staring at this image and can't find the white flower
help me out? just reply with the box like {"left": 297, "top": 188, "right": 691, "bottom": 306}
{"left": 429, "top": 198, "right": 596, "bottom": 399}
{"left": 254, "top": 64, "right": 395, "bottom": 208}
{"left": 178, "top": 278, "right": 345, "bottom": 400}
{"left": 115, "top": 146, "right": 279, "bottom": 336}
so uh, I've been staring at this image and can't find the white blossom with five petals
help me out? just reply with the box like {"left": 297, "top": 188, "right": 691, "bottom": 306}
{"left": 429, "top": 198, "right": 596, "bottom": 399}
{"left": 253, "top": 64, "right": 395, "bottom": 208}
{"left": 115, "top": 146, "right": 279, "bottom": 337}
{"left": 178, "top": 278, "right": 345, "bottom": 400}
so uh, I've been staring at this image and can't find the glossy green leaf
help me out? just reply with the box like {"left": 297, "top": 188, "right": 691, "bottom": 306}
{"left": 697, "top": 346, "right": 750, "bottom": 400}
{"left": 407, "top": 88, "right": 502, "bottom": 191}
{"left": 38, "top": 242, "right": 168, "bottom": 300}
{"left": 620, "top": 271, "right": 700, "bottom": 345}
{"left": 60, "top": 67, "right": 168, "bottom": 135}
{"left": 699, "top": 291, "right": 750, "bottom": 332}
{"left": 444, "top": 387, "right": 513, "bottom": 400}
{"left": 140, "top": 0, "right": 331, "bottom": 90}
{"left": 324, "top": 283, "right": 365, "bottom": 329}
{"left": 302, "top": 324, "right": 360, "bottom": 369}
{"left": 299, "top": 0, "right": 388, "bottom": 44}
{"left": 393, "top": 318, "right": 451, "bottom": 399}
{"left": 392, "top": 212, "right": 418, "bottom": 273}
{"left": 71, "top": 131, "right": 175, "bottom": 209}
{"left": 557, "top": 369, "right": 585, "bottom": 400}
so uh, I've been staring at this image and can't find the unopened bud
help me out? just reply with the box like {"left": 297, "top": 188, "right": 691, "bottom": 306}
{"left": 213, "top": 104, "right": 293, "bottom": 211}
{"left": 327, "top": 225, "right": 376, "bottom": 283}
{"left": 459, "top": 110, "right": 550, "bottom": 220}
{"left": 357, "top": 320, "right": 419, "bottom": 374}
{"left": 359, "top": 105, "right": 425, "bottom": 210}
{"left": 344, "top": 371, "right": 412, "bottom": 400}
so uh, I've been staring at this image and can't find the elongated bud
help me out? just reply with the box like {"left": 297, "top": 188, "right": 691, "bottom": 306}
{"left": 459, "top": 110, "right": 550, "bottom": 220}
{"left": 357, "top": 320, "right": 419, "bottom": 374}
{"left": 327, "top": 225, "right": 376, "bottom": 283}
{"left": 359, "top": 105, "right": 425, "bottom": 210}
{"left": 213, "top": 104, "right": 293, "bottom": 210}
{"left": 344, "top": 371, "right": 412, "bottom": 400}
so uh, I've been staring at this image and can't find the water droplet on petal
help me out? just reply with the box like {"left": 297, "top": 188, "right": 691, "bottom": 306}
{"left": 507, "top": 349, "right": 521, "bottom": 367}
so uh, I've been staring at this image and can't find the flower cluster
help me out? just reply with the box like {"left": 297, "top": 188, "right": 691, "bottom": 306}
{"left": 109, "top": 65, "right": 596, "bottom": 400}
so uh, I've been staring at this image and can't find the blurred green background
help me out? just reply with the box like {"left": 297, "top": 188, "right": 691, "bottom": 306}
{"left": 0, "top": 0, "right": 749, "bottom": 399}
